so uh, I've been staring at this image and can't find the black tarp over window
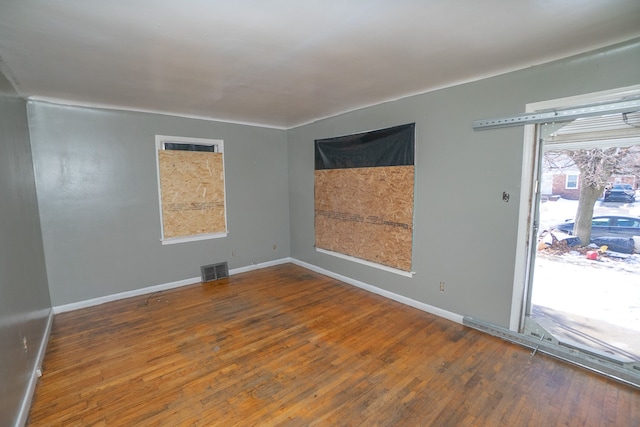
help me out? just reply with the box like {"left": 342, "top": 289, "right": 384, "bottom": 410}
{"left": 315, "top": 123, "right": 415, "bottom": 170}
{"left": 164, "top": 143, "right": 217, "bottom": 152}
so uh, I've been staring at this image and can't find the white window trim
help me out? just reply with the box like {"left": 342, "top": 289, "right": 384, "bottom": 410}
{"left": 565, "top": 173, "right": 579, "bottom": 189}
{"left": 316, "top": 247, "right": 415, "bottom": 278}
{"left": 155, "top": 135, "right": 228, "bottom": 245}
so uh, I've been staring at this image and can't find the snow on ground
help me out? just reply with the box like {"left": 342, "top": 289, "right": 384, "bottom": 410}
{"left": 533, "top": 254, "right": 640, "bottom": 332}
{"left": 532, "top": 197, "right": 640, "bottom": 358}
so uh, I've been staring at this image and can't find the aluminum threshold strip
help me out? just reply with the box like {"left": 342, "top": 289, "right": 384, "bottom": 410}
{"left": 463, "top": 316, "right": 640, "bottom": 389}
{"left": 473, "top": 96, "right": 640, "bottom": 130}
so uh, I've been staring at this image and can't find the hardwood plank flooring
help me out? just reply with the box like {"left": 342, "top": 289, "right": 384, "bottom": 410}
{"left": 27, "top": 264, "right": 640, "bottom": 426}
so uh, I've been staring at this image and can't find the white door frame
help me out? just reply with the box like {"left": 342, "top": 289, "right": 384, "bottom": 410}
{"left": 510, "top": 84, "right": 640, "bottom": 331}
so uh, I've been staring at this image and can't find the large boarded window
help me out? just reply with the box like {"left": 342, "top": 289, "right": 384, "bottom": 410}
{"left": 155, "top": 135, "right": 227, "bottom": 245}
{"left": 314, "top": 123, "right": 415, "bottom": 274}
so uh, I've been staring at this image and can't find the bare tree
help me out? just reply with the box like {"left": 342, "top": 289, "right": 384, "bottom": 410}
{"left": 544, "top": 146, "right": 637, "bottom": 244}
{"left": 542, "top": 111, "right": 640, "bottom": 245}
{"left": 568, "top": 147, "right": 624, "bottom": 244}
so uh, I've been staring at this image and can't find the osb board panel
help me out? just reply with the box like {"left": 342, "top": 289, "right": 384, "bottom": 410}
{"left": 315, "top": 166, "right": 414, "bottom": 271}
{"left": 158, "top": 150, "right": 226, "bottom": 239}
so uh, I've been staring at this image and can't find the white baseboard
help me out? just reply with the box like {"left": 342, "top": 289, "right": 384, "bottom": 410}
{"left": 53, "top": 257, "right": 293, "bottom": 314}
{"left": 228, "top": 257, "right": 292, "bottom": 275}
{"left": 52, "top": 276, "right": 201, "bottom": 314}
{"left": 16, "top": 308, "right": 54, "bottom": 427}
{"left": 290, "top": 258, "right": 463, "bottom": 324}
{"left": 33, "top": 257, "right": 458, "bottom": 425}
{"left": 52, "top": 254, "right": 460, "bottom": 323}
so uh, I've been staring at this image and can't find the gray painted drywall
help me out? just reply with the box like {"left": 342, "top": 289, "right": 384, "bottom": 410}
{"left": 0, "top": 81, "right": 51, "bottom": 425}
{"left": 288, "top": 39, "right": 640, "bottom": 327}
{"left": 0, "top": 67, "right": 18, "bottom": 96}
{"left": 28, "top": 103, "right": 290, "bottom": 306}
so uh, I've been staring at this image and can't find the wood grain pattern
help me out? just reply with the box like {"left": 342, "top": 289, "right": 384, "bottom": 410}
{"left": 28, "top": 264, "right": 639, "bottom": 426}
{"left": 315, "top": 166, "right": 414, "bottom": 271}
{"left": 158, "top": 150, "right": 226, "bottom": 239}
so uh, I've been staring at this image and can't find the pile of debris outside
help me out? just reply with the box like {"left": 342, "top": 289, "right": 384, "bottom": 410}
{"left": 538, "top": 229, "right": 640, "bottom": 260}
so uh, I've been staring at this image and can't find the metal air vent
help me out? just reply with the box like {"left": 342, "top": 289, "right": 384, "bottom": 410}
{"left": 201, "top": 262, "right": 229, "bottom": 282}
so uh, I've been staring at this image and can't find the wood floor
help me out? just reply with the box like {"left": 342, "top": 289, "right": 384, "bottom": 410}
{"left": 28, "top": 263, "right": 639, "bottom": 426}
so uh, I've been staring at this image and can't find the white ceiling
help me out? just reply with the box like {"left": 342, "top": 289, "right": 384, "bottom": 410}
{"left": 0, "top": 1, "right": 639, "bottom": 129}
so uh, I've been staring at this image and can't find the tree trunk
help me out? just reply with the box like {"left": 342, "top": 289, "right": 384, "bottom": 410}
{"left": 569, "top": 147, "right": 620, "bottom": 246}
{"left": 573, "top": 183, "right": 603, "bottom": 245}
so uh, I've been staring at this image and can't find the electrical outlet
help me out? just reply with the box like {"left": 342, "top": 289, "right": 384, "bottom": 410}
{"left": 23, "top": 336, "right": 28, "bottom": 352}
{"left": 439, "top": 282, "right": 445, "bottom": 292}
{"left": 273, "top": 244, "right": 277, "bottom": 250}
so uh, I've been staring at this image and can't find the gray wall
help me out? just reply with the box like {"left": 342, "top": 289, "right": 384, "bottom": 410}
{"left": 3, "top": 36, "right": 637, "bottom": 425}
{"left": 0, "top": 71, "right": 51, "bottom": 426}
{"left": 28, "top": 103, "right": 290, "bottom": 306}
{"left": 288, "top": 39, "right": 640, "bottom": 327}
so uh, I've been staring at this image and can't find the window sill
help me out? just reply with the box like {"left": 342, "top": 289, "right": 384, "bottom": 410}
{"left": 161, "top": 232, "right": 227, "bottom": 245}
{"left": 316, "top": 247, "right": 414, "bottom": 278}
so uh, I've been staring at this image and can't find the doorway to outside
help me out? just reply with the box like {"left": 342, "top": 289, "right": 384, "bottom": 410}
{"left": 520, "top": 89, "right": 640, "bottom": 379}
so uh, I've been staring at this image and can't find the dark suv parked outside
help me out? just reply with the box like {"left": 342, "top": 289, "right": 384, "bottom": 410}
{"left": 604, "top": 183, "right": 636, "bottom": 203}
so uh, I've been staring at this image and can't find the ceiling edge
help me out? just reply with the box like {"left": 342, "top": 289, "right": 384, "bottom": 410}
{"left": 22, "top": 37, "right": 640, "bottom": 131}
{"left": 292, "top": 36, "right": 640, "bottom": 130}
{"left": 26, "top": 97, "right": 289, "bottom": 131}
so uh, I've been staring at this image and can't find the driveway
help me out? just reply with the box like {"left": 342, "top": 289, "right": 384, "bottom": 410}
{"left": 532, "top": 253, "right": 640, "bottom": 361}
{"left": 532, "top": 197, "right": 640, "bottom": 361}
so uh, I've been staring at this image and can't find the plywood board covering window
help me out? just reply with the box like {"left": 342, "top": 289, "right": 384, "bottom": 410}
{"left": 156, "top": 135, "right": 227, "bottom": 244}
{"left": 314, "top": 124, "right": 415, "bottom": 272}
